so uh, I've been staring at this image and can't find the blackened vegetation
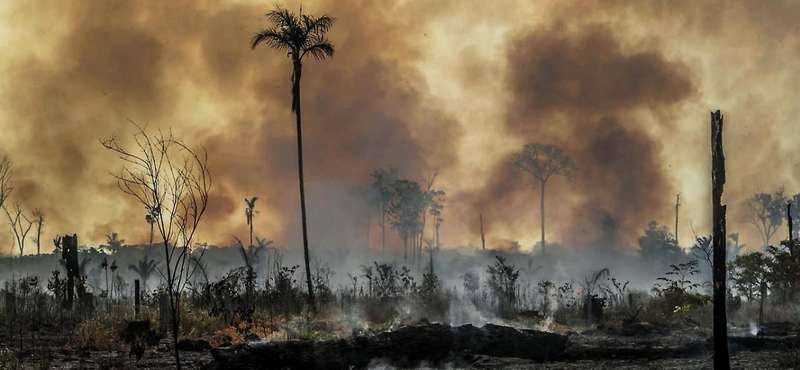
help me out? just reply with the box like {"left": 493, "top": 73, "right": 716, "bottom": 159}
{"left": 205, "top": 323, "right": 568, "bottom": 370}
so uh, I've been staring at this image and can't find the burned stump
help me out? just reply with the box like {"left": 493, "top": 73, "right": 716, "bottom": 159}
{"left": 204, "top": 323, "right": 567, "bottom": 370}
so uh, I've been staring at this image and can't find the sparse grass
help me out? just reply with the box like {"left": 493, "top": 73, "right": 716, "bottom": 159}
{"left": 71, "top": 319, "right": 124, "bottom": 351}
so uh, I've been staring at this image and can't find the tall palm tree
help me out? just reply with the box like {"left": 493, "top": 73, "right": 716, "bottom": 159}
{"left": 251, "top": 4, "right": 335, "bottom": 314}
{"left": 245, "top": 197, "right": 258, "bottom": 248}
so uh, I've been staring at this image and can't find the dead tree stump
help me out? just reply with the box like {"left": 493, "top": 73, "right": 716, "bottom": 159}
{"left": 710, "top": 110, "right": 730, "bottom": 370}
{"left": 4, "top": 293, "right": 15, "bottom": 340}
{"left": 135, "top": 279, "right": 140, "bottom": 319}
{"left": 61, "top": 234, "right": 79, "bottom": 310}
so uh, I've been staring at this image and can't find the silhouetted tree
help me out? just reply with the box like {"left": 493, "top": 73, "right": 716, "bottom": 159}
{"left": 511, "top": 143, "right": 575, "bottom": 256}
{"left": 129, "top": 255, "right": 160, "bottom": 292}
{"left": 370, "top": 167, "right": 398, "bottom": 256}
{"left": 429, "top": 189, "right": 445, "bottom": 252}
{"left": 727, "top": 233, "right": 746, "bottom": 259}
{"left": 245, "top": 197, "right": 258, "bottom": 248}
{"left": 789, "top": 194, "right": 800, "bottom": 240}
{"left": 103, "top": 124, "right": 211, "bottom": 370}
{"left": 745, "top": 189, "right": 786, "bottom": 249}
{"left": 416, "top": 167, "right": 439, "bottom": 266}
{"left": 387, "top": 180, "right": 424, "bottom": 261}
{"left": 251, "top": 4, "right": 335, "bottom": 315}
{"left": 5, "top": 199, "right": 32, "bottom": 257}
{"left": 105, "top": 232, "right": 125, "bottom": 250}
{"left": 638, "top": 221, "right": 684, "bottom": 267}
{"left": 32, "top": 208, "right": 44, "bottom": 255}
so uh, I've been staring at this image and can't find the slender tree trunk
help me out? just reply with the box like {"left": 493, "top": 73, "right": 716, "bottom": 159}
{"left": 435, "top": 223, "right": 440, "bottom": 250}
{"left": 403, "top": 233, "right": 408, "bottom": 261}
{"left": 36, "top": 218, "right": 42, "bottom": 255}
{"left": 675, "top": 193, "right": 680, "bottom": 247}
{"left": 381, "top": 205, "right": 386, "bottom": 257}
{"left": 710, "top": 110, "right": 730, "bottom": 370}
{"left": 480, "top": 213, "right": 486, "bottom": 251}
{"left": 293, "top": 60, "right": 316, "bottom": 315}
{"left": 540, "top": 181, "right": 546, "bottom": 256}
{"left": 249, "top": 218, "right": 254, "bottom": 248}
{"left": 149, "top": 223, "right": 154, "bottom": 246}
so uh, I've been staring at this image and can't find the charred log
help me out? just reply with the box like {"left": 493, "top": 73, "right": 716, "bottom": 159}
{"left": 204, "top": 323, "right": 567, "bottom": 370}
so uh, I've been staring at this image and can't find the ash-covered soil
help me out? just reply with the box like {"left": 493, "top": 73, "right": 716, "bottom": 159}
{"left": 4, "top": 323, "right": 798, "bottom": 369}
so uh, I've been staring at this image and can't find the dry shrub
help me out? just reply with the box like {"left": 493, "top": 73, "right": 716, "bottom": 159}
{"left": 180, "top": 307, "right": 225, "bottom": 340}
{"left": 71, "top": 319, "right": 123, "bottom": 351}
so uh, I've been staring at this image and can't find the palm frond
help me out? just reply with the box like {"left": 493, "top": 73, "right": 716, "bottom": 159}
{"left": 251, "top": 28, "right": 293, "bottom": 52}
{"left": 266, "top": 4, "right": 296, "bottom": 29}
{"left": 303, "top": 14, "right": 335, "bottom": 39}
{"left": 303, "top": 40, "right": 335, "bottom": 60}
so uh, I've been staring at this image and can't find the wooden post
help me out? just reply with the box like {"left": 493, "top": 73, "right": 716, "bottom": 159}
{"left": 159, "top": 293, "right": 168, "bottom": 337}
{"left": 710, "top": 110, "right": 730, "bottom": 370}
{"left": 480, "top": 213, "right": 486, "bottom": 251}
{"left": 134, "top": 279, "right": 140, "bottom": 319}
{"left": 5, "top": 293, "right": 15, "bottom": 340}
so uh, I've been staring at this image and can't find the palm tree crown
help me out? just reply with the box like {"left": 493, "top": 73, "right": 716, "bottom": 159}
{"left": 251, "top": 5, "right": 335, "bottom": 111}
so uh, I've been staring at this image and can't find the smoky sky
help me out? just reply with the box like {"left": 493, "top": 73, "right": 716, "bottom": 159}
{"left": 0, "top": 0, "right": 799, "bottom": 255}
{"left": 466, "top": 23, "right": 694, "bottom": 249}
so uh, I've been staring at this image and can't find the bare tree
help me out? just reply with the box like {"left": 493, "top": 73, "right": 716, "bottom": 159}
{"left": 744, "top": 189, "right": 786, "bottom": 249}
{"left": 5, "top": 199, "right": 33, "bottom": 257}
{"left": 102, "top": 124, "right": 211, "bottom": 370}
{"left": 512, "top": 143, "right": 575, "bottom": 256}
{"left": 0, "top": 156, "right": 11, "bottom": 209}
{"left": 32, "top": 208, "right": 44, "bottom": 255}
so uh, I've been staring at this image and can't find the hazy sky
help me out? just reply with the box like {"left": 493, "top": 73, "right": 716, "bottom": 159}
{"left": 0, "top": 0, "right": 798, "bottom": 255}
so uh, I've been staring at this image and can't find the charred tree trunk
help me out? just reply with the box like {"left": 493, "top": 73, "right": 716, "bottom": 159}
{"left": 480, "top": 213, "right": 486, "bottom": 251}
{"left": 380, "top": 205, "right": 386, "bottom": 257}
{"left": 710, "top": 110, "right": 730, "bottom": 370}
{"left": 62, "top": 234, "right": 79, "bottom": 310}
{"left": 135, "top": 279, "right": 140, "bottom": 319}
{"left": 540, "top": 181, "right": 546, "bottom": 256}
{"left": 207, "top": 323, "right": 568, "bottom": 370}
{"left": 675, "top": 193, "right": 681, "bottom": 247}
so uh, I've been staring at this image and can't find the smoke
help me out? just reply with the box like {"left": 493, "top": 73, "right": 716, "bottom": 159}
{"left": 463, "top": 23, "right": 694, "bottom": 249}
{"left": 0, "top": 0, "right": 461, "bottom": 252}
{"left": 0, "top": 0, "right": 798, "bottom": 257}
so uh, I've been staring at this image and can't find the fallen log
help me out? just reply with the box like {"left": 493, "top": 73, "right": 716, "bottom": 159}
{"left": 203, "top": 323, "right": 567, "bottom": 370}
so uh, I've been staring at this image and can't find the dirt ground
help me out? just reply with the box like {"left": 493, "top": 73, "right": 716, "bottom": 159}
{"left": 2, "top": 324, "right": 797, "bottom": 369}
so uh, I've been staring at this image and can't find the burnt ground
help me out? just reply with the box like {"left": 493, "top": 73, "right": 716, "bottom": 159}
{"left": 2, "top": 324, "right": 797, "bottom": 369}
